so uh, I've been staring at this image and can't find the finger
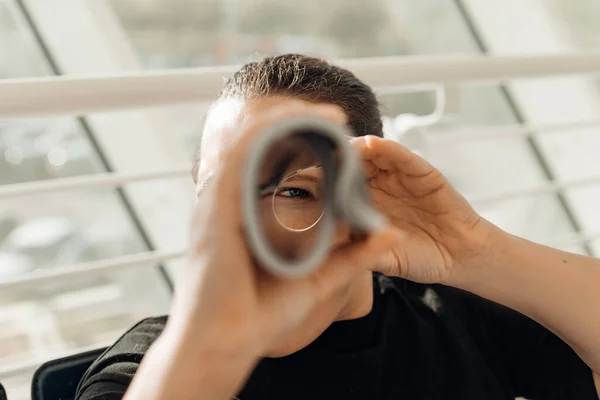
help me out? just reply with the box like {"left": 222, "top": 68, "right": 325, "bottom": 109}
{"left": 349, "top": 136, "right": 396, "bottom": 180}
{"left": 351, "top": 135, "right": 435, "bottom": 177}
{"left": 312, "top": 226, "right": 404, "bottom": 293}
{"left": 360, "top": 159, "right": 379, "bottom": 180}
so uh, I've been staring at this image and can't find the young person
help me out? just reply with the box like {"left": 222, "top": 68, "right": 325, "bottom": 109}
{"left": 76, "top": 54, "right": 600, "bottom": 400}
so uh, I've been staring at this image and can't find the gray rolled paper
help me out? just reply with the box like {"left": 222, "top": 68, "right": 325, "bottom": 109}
{"left": 242, "top": 116, "right": 386, "bottom": 278}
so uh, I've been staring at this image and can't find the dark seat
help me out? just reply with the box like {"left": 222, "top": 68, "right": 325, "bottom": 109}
{"left": 31, "top": 347, "right": 107, "bottom": 400}
{"left": 0, "top": 381, "right": 7, "bottom": 400}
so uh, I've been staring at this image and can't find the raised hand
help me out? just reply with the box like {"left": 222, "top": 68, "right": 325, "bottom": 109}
{"left": 352, "top": 135, "right": 497, "bottom": 286}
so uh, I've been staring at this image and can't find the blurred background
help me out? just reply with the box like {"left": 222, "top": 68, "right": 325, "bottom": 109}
{"left": 2, "top": 0, "right": 600, "bottom": 398}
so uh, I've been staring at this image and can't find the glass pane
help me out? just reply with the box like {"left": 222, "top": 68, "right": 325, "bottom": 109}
{"left": 0, "top": 1, "right": 48, "bottom": 78}
{"left": 111, "top": 0, "right": 584, "bottom": 250}
{"left": 111, "top": 0, "right": 482, "bottom": 67}
{"left": 0, "top": 1, "right": 171, "bottom": 398}
{"left": 507, "top": 1, "right": 600, "bottom": 253}
{"left": 548, "top": 0, "right": 600, "bottom": 48}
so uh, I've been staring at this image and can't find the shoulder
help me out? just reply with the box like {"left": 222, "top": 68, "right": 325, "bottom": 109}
{"left": 95, "top": 315, "right": 168, "bottom": 366}
{"left": 75, "top": 316, "right": 168, "bottom": 399}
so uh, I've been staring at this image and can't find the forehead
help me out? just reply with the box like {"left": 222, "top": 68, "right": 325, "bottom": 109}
{"left": 197, "top": 96, "right": 313, "bottom": 181}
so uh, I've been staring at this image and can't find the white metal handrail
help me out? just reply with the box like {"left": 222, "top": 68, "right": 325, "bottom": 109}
{"left": 0, "top": 139, "right": 599, "bottom": 207}
{"left": 0, "top": 116, "right": 599, "bottom": 200}
{"left": 2, "top": 52, "right": 600, "bottom": 118}
{"left": 429, "top": 118, "right": 600, "bottom": 144}
{"left": 1, "top": 157, "right": 600, "bottom": 208}
{"left": 0, "top": 228, "right": 596, "bottom": 294}
{"left": 0, "top": 249, "right": 185, "bottom": 292}
{"left": 0, "top": 167, "right": 190, "bottom": 198}
{"left": 469, "top": 174, "right": 600, "bottom": 206}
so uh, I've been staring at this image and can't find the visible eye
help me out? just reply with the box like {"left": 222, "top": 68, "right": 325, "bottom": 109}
{"left": 271, "top": 165, "right": 323, "bottom": 202}
{"left": 277, "top": 187, "right": 314, "bottom": 199}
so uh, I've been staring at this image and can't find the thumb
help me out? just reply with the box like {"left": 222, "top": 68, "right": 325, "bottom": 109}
{"left": 317, "top": 226, "right": 403, "bottom": 289}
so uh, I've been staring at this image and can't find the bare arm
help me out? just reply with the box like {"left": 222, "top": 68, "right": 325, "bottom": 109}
{"left": 458, "top": 230, "right": 600, "bottom": 384}
{"left": 354, "top": 135, "right": 600, "bottom": 394}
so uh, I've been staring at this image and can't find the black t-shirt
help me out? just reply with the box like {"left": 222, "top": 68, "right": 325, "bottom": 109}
{"left": 75, "top": 275, "right": 598, "bottom": 400}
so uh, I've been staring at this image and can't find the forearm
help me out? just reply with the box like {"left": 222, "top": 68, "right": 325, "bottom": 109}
{"left": 459, "top": 229, "right": 600, "bottom": 373}
{"left": 123, "top": 329, "right": 258, "bottom": 400}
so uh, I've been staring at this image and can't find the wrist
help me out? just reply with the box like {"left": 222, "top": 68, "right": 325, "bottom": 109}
{"left": 126, "top": 329, "right": 259, "bottom": 400}
{"left": 446, "top": 218, "right": 511, "bottom": 289}
{"left": 166, "top": 298, "right": 265, "bottom": 358}
{"left": 162, "top": 319, "right": 261, "bottom": 369}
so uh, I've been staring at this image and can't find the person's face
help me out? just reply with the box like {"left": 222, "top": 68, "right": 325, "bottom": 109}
{"left": 196, "top": 96, "right": 372, "bottom": 357}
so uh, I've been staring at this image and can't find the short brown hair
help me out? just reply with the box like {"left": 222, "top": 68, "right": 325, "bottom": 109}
{"left": 194, "top": 54, "right": 383, "bottom": 180}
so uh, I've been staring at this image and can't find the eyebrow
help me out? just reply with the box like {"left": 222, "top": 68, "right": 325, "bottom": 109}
{"left": 259, "top": 166, "right": 323, "bottom": 195}
{"left": 283, "top": 168, "right": 322, "bottom": 184}
{"left": 277, "top": 175, "right": 321, "bottom": 191}
{"left": 273, "top": 167, "right": 323, "bottom": 191}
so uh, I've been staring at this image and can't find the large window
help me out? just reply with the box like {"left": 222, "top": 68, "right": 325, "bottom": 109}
{"left": 0, "top": 1, "right": 170, "bottom": 398}
{"left": 459, "top": 0, "right": 600, "bottom": 254}
{"left": 549, "top": 0, "right": 600, "bottom": 48}
{"left": 111, "top": 0, "right": 585, "bottom": 252}
{"left": 2, "top": 0, "right": 599, "bottom": 398}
